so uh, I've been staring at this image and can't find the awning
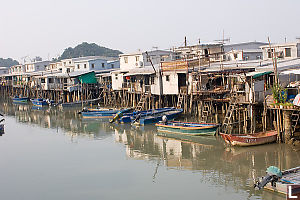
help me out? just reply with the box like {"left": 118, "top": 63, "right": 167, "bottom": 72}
{"left": 77, "top": 71, "right": 97, "bottom": 84}
{"left": 246, "top": 70, "right": 272, "bottom": 79}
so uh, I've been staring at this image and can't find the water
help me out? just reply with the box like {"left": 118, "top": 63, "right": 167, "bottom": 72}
{"left": 0, "top": 101, "right": 300, "bottom": 200}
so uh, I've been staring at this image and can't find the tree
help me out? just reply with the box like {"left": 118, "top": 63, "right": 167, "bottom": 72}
{"left": 58, "top": 42, "right": 122, "bottom": 60}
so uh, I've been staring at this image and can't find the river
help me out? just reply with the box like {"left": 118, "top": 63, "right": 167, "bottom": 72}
{"left": 0, "top": 100, "right": 299, "bottom": 200}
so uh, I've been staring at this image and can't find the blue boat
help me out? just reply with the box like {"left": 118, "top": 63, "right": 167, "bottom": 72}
{"left": 113, "top": 108, "right": 183, "bottom": 125}
{"left": 12, "top": 96, "right": 30, "bottom": 103}
{"left": 137, "top": 109, "right": 183, "bottom": 125}
{"left": 31, "top": 98, "right": 48, "bottom": 107}
{"left": 81, "top": 108, "right": 121, "bottom": 119}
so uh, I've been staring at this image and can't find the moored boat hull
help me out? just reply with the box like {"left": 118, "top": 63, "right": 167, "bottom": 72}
{"left": 12, "top": 97, "right": 30, "bottom": 103}
{"left": 156, "top": 121, "right": 219, "bottom": 136}
{"left": 220, "top": 131, "right": 277, "bottom": 147}
{"left": 31, "top": 99, "right": 48, "bottom": 107}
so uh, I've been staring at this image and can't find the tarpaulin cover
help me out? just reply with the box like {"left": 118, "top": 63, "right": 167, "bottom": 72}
{"left": 78, "top": 71, "right": 97, "bottom": 84}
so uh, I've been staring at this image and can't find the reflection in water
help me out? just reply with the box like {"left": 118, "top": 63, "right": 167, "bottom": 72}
{"left": 113, "top": 123, "right": 300, "bottom": 199}
{"left": 1, "top": 101, "right": 115, "bottom": 141}
{"left": 1, "top": 99, "right": 300, "bottom": 200}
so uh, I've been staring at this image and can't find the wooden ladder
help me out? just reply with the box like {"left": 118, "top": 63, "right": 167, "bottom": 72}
{"left": 135, "top": 93, "right": 150, "bottom": 111}
{"left": 221, "top": 103, "right": 237, "bottom": 134}
{"left": 176, "top": 90, "right": 185, "bottom": 109}
{"left": 291, "top": 110, "right": 300, "bottom": 134}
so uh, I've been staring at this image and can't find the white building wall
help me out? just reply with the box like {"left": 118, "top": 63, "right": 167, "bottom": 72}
{"left": 162, "top": 72, "right": 178, "bottom": 95}
{"left": 112, "top": 73, "right": 123, "bottom": 90}
{"left": 120, "top": 54, "right": 144, "bottom": 70}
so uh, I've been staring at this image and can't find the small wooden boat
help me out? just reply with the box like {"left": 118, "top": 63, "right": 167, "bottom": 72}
{"left": 220, "top": 130, "right": 277, "bottom": 147}
{"left": 31, "top": 98, "right": 48, "bottom": 107}
{"left": 255, "top": 166, "right": 300, "bottom": 195}
{"left": 155, "top": 121, "right": 219, "bottom": 136}
{"left": 12, "top": 96, "right": 30, "bottom": 103}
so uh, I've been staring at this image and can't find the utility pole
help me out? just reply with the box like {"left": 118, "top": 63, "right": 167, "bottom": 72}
{"left": 184, "top": 36, "right": 187, "bottom": 47}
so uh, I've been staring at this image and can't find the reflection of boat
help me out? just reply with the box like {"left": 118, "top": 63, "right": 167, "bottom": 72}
{"left": 12, "top": 96, "right": 30, "bottom": 103}
{"left": 31, "top": 106, "right": 49, "bottom": 110}
{"left": 156, "top": 131, "right": 222, "bottom": 146}
{"left": 31, "top": 98, "right": 48, "bottom": 107}
{"left": 156, "top": 121, "right": 219, "bottom": 136}
{"left": 255, "top": 166, "right": 300, "bottom": 195}
{"left": 220, "top": 130, "right": 277, "bottom": 146}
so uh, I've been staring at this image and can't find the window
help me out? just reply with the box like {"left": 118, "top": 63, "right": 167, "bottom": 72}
{"left": 41, "top": 78, "right": 45, "bottom": 83}
{"left": 67, "top": 68, "right": 70, "bottom": 73}
{"left": 150, "top": 76, "right": 155, "bottom": 84}
{"left": 166, "top": 75, "right": 170, "bottom": 81}
{"left": 111, "top": 64, "right": 114, "bottom": 68}
{"left": 268, "top": 49, "right": 274, "bottom": 58}
{"left": 135, "top": 56, "right": 139, "bottom": 62}
{"left": 234, "top": 53, "right": 238, "bottom": 59}
{"left": 285, "top": 48, "right": 291, "bottom": 57}
{"left": 69, "top": 61, "right": 71, "bottom": 64}
{"left": 124, "top": 57, "right": 128, "bottom": 63}
{"left": 84, "top": 64, "right": 87, "bottom": 69}
{"left": 115, "top": 74, "right": 118, "bottom": 80}
{"left": 77, "top": 64, "right": 80, "bottom": 69}
{"left": 92, "top": 64, "right": 95, "bottom": 69}
{"left": 48, "top": 78, "right": 54, "bottom": 83}
{"left": 102, "top": 63, "right": 105, "bottom": 68}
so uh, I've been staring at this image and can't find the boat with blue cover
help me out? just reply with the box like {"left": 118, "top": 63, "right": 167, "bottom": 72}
{"left": 12, "top": 96, "right": 30, "bottom": 103}
{"left": 155, "top": 121, "right": 219, "bottom": 136}
{"left": 31, "top": 98, "right": 48, "bottom": 107}
{"left": 113, "top": 108, "right": 183, "bottom": 125}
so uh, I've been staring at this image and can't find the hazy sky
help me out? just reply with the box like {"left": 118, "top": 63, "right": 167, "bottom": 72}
{"left": 0, "top": 0, "right": 299, "bottom": 62}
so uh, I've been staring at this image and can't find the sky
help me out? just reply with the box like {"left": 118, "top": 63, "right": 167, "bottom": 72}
{"left": 0, "top": 0, "right": 299, "bottom": 63}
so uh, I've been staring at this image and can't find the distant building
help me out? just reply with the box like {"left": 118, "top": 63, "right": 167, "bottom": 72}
{"left": 174, "top": 43, "right": 223, "bottom": 61}
{"left": 9, "top": 65, "right": 25, "bottom": 74}
{"left": 112, "top": 50, "right": 173, "bottom": 91}
{"left": 261, "top": 41, "right": 300, "bottom": 60}
{"left": 223, "top": 41, "right": 267, "bottom": 61}
{"left": 0, "top": 67, "right": 9, "bottom": 75}
{"left": 25, "top": 61, "right": 51, "bottom": 73}
{"left": 73, "top": 56, "right": 119, "bottom": 72}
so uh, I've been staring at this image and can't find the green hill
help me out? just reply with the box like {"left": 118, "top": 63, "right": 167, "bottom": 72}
{"left": 58, "top": 42, "right": 122, "bottom": 60}
{"left": 0, "top": 58, "right": 19, "bottom": 67}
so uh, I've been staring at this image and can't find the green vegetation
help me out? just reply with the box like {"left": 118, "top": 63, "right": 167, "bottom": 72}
{"left": 58, "top": 42, "right": 122, "bottom": 60}
{"left": 0, "top": 58, "right": 19, "bottom": 67}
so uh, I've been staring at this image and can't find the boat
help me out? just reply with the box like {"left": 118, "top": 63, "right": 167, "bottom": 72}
{"left": 30, "top": 98, "right": 48, "bottom": 107}
{"left": 219, "top": 130, "right": 277, "bottom": 147}
{"left": 133, "top": 108, "right": 183, "bottom": 125}
{"left": 81, "top": 108, "right": 122, "bottom": 119}
{"left": 112, "top": 108, "right": 182, "bottom": 125}
{"left": 59, "top": 97, "right": 102, "bottom": 108}
{"left": 0, "top": 124, "right": 4, "bottom": 133}
{"left": 155, "top": 121, "right": 219, "bottom": 136}
{"left": 254, "top": 166, "right": 300, "bottom": 195}
{"left": 12, "top": 96, "right": 30, "bottom": 103}
{"left": 0, "top": 113, "right": 4, "bottom": 133}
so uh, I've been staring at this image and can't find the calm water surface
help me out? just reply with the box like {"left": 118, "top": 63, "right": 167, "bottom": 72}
{"left": 0, "top": 100, "right": 300, "bottom": 200}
